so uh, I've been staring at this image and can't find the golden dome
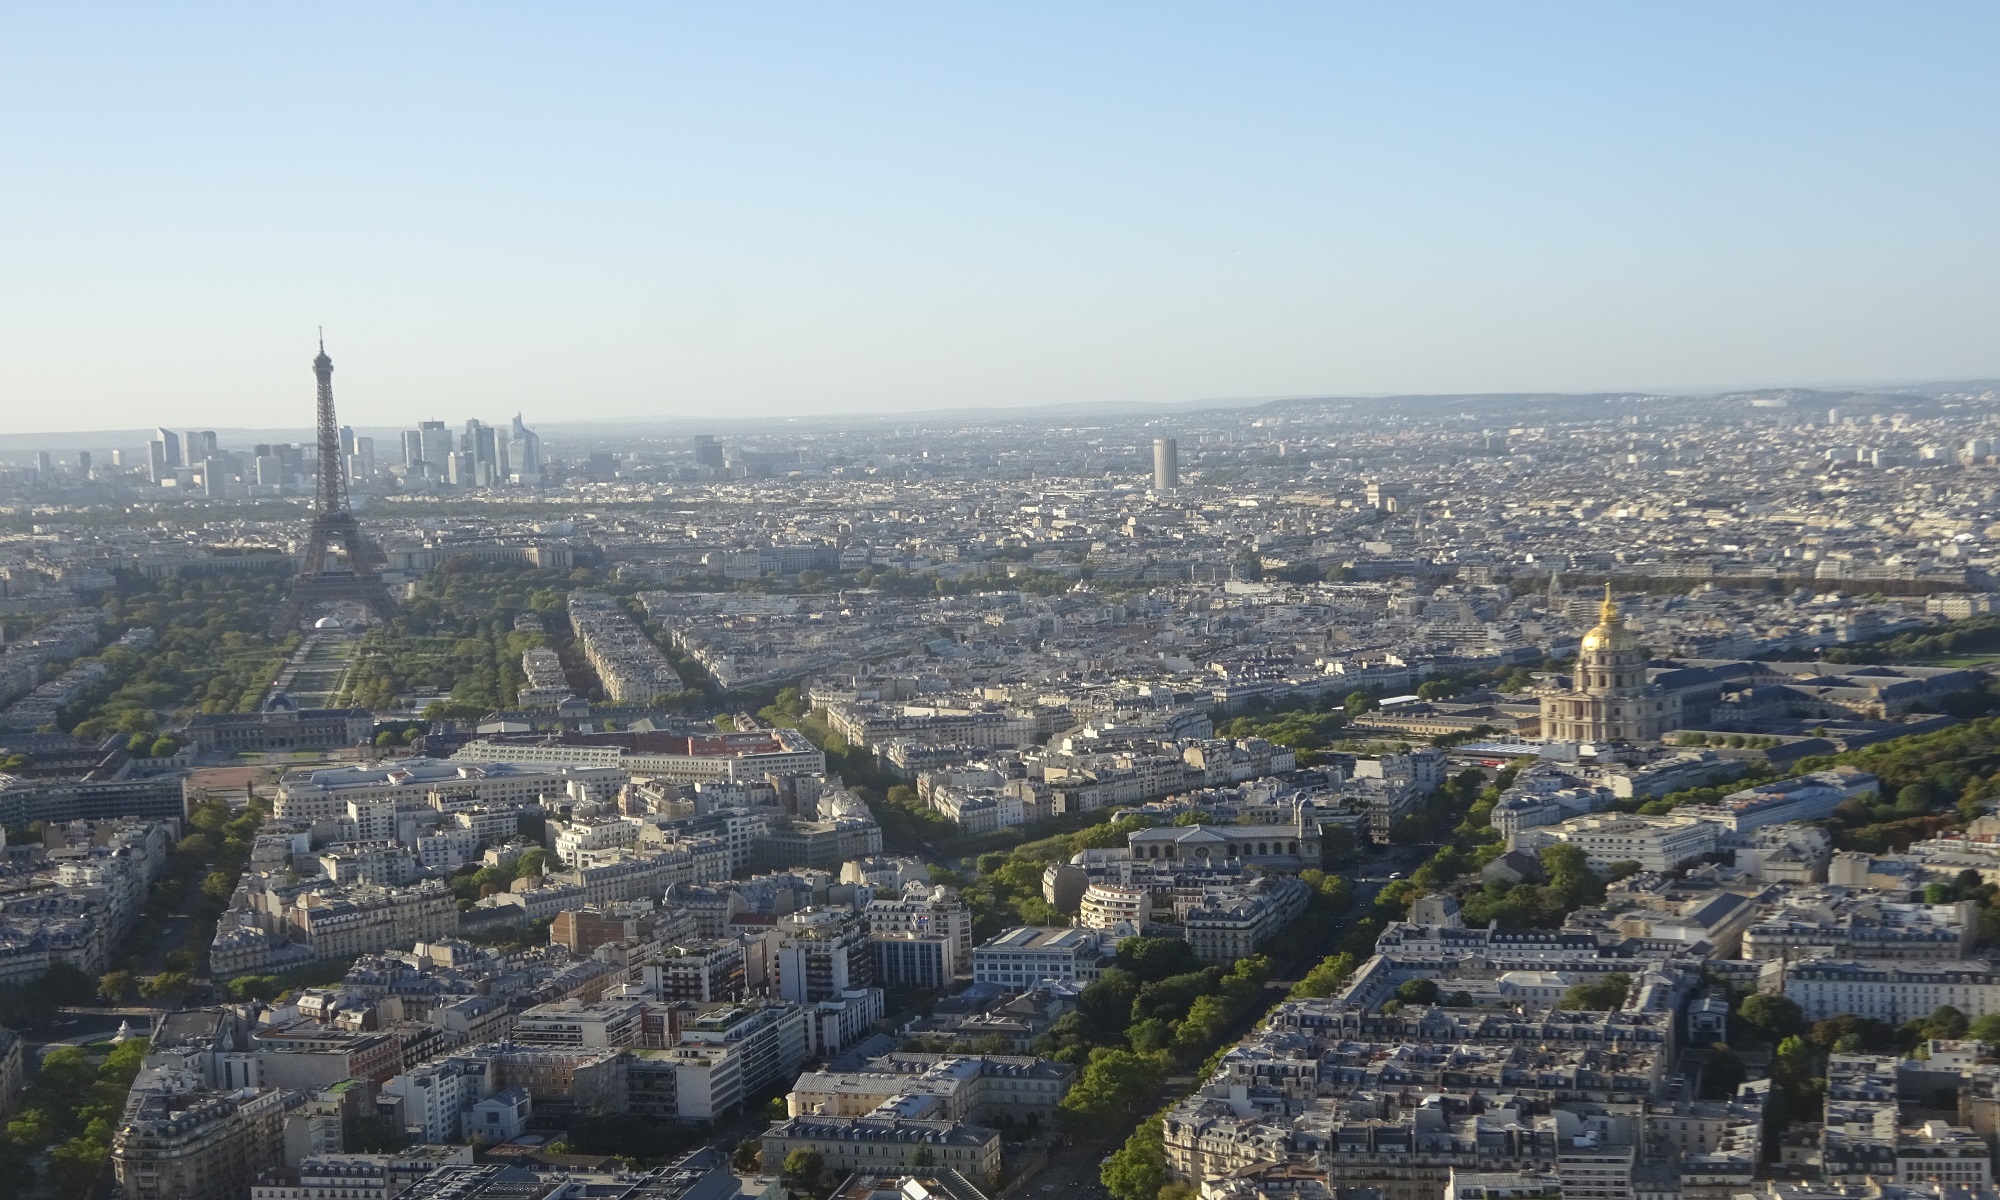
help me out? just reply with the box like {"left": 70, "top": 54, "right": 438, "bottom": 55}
{"left": 1580, "top": 583, "right": 1636, "bottom": 653}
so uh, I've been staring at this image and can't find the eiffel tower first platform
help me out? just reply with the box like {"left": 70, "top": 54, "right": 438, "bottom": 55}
{"left": 272, "top": 338, "right": 398, "bottom": 633}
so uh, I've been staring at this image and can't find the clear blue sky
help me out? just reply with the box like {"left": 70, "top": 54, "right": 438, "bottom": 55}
{"left": 2, "top": 4, "right": 1997, "bottom": 432}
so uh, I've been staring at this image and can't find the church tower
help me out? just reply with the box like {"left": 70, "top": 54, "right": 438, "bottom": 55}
{"left": 1538, "top": 585, "right": 1680, "bottom": 745}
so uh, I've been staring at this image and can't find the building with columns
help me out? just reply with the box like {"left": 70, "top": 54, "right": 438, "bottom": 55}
{"left": 1539, "top": 586, "right": 1680, "bottom": 745}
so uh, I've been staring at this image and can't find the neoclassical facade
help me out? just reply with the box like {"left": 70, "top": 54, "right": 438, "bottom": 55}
{"left": 1539, "top": 587, "right": 1680, "bottom": 745}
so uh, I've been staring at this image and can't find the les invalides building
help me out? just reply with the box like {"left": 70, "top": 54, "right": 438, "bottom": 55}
{"left": 1539, "top": 585, "right": 1681, "bottom": 744}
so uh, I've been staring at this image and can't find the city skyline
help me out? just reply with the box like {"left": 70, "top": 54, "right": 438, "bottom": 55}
{"left": 8, "top": 370, "right": 2000, "bottom": 452}
{"left": 3, "top": 6, "right": 1999, "bottom": 431}
{"left": 16, "top": 9, "right": 2000, "bottom": 1199}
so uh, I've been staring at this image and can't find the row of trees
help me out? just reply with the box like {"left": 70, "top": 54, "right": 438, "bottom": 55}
{"left": 336, "top": 561, "right": 611, "bottom": 713}
{"left": 124, "top": 731, "right": 181, "bottom": 758}
{"left": 69, "top": 571, "right": 294, "bottom": 741}
{"left": 341, "top": 618, "right": 545, "bottom": 714}
{"left": 0, "top": 1036, "right": 149, "bottom": 1192}
{"left": 0, "top": 960, "right": 97, "bottom": 1028}
{"left": 97, "top": 794, "right": 267, "bottom": 1006}
{"left": 1035, "top": 937, "right": 1279, "bottom": 1068}
{"left": 753, "top": 688, "right": 968, "bottom": 854}
{"left": 1450, "top": 758, "right": 1530, "bottom": 840}
{"left": 446, "top": 847, "right": 548, "bottom": 908}
{"left": 1671, "top": 732, "right": 1785, "bottom": 749}
{"left": 954, "top": 816, "right": 1161, "bottom": 941}
{"left": 1213, "top": 704, "right": 1354, "bottom": 760}
{"left": 1055, "top": 938, "right": 1290, "bottom": 1153}
{"left": 1456, "top": 843, "right": 1620, "bottom": 929}
{"left": 1823, "top": 612, "right": 2000, "bottom": 663}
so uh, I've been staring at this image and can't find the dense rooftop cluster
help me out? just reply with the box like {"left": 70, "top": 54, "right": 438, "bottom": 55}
{"left": 9, "top": 385, "right": 2000, "bottom": 1197}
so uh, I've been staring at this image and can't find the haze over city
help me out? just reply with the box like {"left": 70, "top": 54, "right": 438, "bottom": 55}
{"left": 4, "top": 4, "right": 2000, "bottom": 432}
{"left": 15, "top": 10, "right": 2000, "bottom": 1200}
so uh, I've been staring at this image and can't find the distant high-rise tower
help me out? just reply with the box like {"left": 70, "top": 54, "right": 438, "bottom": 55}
{"left": 347, "top": 435, "right": 374, "bottom": 486}
{"left": 201, "top": 454, "right": 231, "bottom": 499}
{"left": 693, "top": 434, "right": 725, "bottom": 471}
{"left": 272, "top": 337, "right": 396, "bottom": 631}
{"left": 417, "top": 421, "right": 453, "bottom": 478}
{"left": 461, "top": 420, "right": 499, "bottom": 486}
{"left": 1153, "top": 437, "right": 1179, "bottom": 491}
{"left": 509, "top": 413, "right": 542, "bottom": 483}
{"left": 153, "top": 428, "right": 182, "bottom": 469}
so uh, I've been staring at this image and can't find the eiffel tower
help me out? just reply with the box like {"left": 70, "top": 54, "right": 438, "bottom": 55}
{"left": 272, "top": 336, "right": 397, "bottom": 632}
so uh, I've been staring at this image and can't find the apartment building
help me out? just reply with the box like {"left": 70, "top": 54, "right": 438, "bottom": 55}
{"left": 1743, "top": 891, "right": 1975, "bottom": 963}
{"left": 246, "top": 1022, "right": 404, "bottom": 1086}
{"left": 284, "top": 882, "right": 458, "bottom": 964}
{"left": 676, "top": 1002, "right": 810, "bottom": 1101}
{"left": 455, "top": 727, "right": 825, "bottom": 783}
{"left": 1183, "top": 876, "right": 1312, "bottom": 964}
{"left": 788, "top": 1053, "right": 1075, "bottom": 1124}
{"left": 646, "top": 940, "right": 747, "bottom": 1003}
{"left": 568, "top": 591, "right": 683, "bottom": 702}
{"left": 806, "top": 987, "right": 887, "bottom": 1057}
{"left": 1786, "top": 960, "right": 2000, "bottom": 1023}
{"left": 382, "top": 1056, "right": 490, "bottom": 1144}
{"left": 628, "top": 1043, "right": 744, "bottom": 1123}
{"left": 510, "top": 999, "right": 652, "bottom": 1050}
{"left": 274, "top": 758, "right": 619, "bottom": 822}
{"left": 866, "top": 886, "right": 973, "bottom": 971}
{"left": 774, "top": 910, "right": 876, "bottom": 1004}
{"left": 1694, "top": 768, "right": 1880, "bottom": 833}
{"left": 550, "top": 815, "right": 641, "bottom": 865}
{"left": 1078, "top": 882, "right": 1150, "bottom": 935}
{"left": 761, "top": 1115, "right": 1002, "bottom": 1186}
{"left": 1514, "top": 813, "right": 1722, "bottom": 874}
{"left": 517, "top": 646, "right": 572, "bottom": 707}
{"left": 872, "top": 933, "right": 957, "bottom": 990}
{"left": 971, "top": 927, "right": 1107, "bottom": 988}
{"left": 112, "top": 1076, "right": 294, "bottom": 1200}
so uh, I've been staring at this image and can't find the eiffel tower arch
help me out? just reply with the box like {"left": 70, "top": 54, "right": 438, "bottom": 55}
{"left": 272, "top": 338, "right": 398, "bottom": 633}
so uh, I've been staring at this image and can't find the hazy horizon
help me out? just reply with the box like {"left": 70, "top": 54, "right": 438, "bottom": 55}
{"left": 4, "top": 4, "right": 1999, "bottom": 433}
{"left": 8, "top": 374, "right": 2000, "bottom": 453}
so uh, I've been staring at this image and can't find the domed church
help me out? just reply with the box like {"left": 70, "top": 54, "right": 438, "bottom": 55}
{"left": 1538, "top": 585, "right": 1681, "bottom": 744}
